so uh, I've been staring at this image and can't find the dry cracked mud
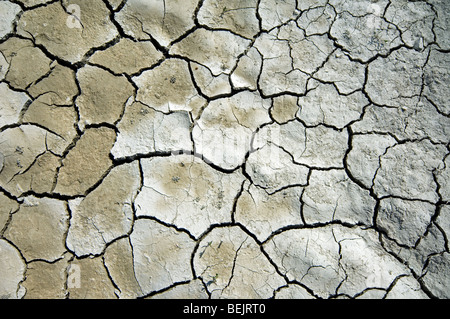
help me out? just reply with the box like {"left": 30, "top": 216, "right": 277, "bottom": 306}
{"left": 0, "top": 0, "right": 449, "bottom": 300}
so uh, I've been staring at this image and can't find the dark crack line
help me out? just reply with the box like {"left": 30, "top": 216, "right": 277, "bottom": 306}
{"left": 101, "top": 254, "right": 121, "bottom": 299}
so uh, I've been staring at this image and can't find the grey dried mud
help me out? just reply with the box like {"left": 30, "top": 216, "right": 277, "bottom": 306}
{"left": 0, "top": 0, "right": 449, "bottom": 299}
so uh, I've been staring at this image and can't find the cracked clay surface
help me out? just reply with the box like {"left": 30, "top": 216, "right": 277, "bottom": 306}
{"left": 0, "top": 0, "right": 449, "bottom": 299}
